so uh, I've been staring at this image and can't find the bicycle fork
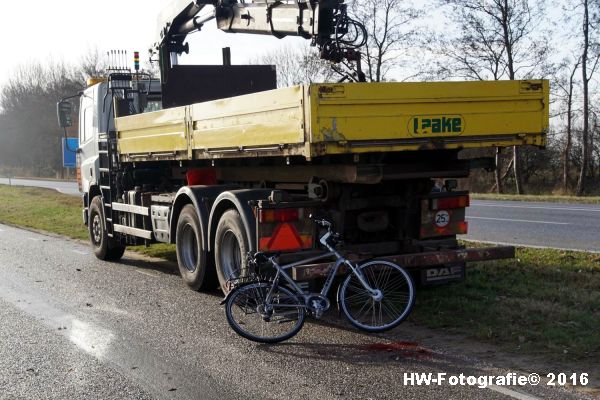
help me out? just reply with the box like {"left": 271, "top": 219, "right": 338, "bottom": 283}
{"left": 345, "top": 261, "right": 383, "bottom": 301}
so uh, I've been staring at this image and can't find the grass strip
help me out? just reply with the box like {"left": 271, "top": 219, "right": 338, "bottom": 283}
{"left": 1, "top": 184, "right": 598, "bottom": 360}
{"left": 0, "top": 185, "right": 87, "bottom": 240}
{"left": 411, "top": 246, "right": 600, "bottom": 360}
{"left": 0, "top": 185, "right": 176, "bottom": 260}
{"left": 471, "top": 193, "right": 600, "bottom": 204}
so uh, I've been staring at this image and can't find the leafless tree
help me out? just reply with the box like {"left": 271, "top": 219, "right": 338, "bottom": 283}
{"left": 349, "top": 0, "right": 418, "bottom": 82}
{"left": 592, "top": 111, "right": 600, "bottom": 180}
{"left": 0, "top": 59, "right": 87, "bottom": 176}
{"left": 78, "top": 47, "right": 107, "bottom": 81}
{"left": 554, "top": 55, "right": 582, "bottom": 192}
{"left": 574, "top": 0, "right": 600, "bottom": 195}
{"left": 431, "top": 0, "right": 552, "bottom": 195}
{"left": 141, "top": 59, "right": 161, "bottom": 79}
{"left": 253, "top": 42, "right": 335, "bottom": 87}
{"left": 433, "top": 0, "right": 551, "bottom": 80}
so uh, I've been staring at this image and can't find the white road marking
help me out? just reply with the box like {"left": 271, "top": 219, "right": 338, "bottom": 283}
{"left": 488, "top": 385, "right": 541, "bottom": 400}
{"left": 467, "top": 216, "right": 570, "bottom": 225}
{"left": 71, "top": 250, "right": 89, "bottom": 255}
{"left": 464, "top": 239, "right": 600, "bottom": 254}
{"left": 26, "top": 237, "right": 42, "bottom": 241}
{"left": 471, "top": 202, "right": 600, "bottom": 212}
{"left": 135, "top": 269, "right": 159, "bottom": 278}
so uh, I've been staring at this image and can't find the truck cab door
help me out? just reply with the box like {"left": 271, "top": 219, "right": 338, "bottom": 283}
{"left": 78, "top": 85, "right": 99, "bottom": 194}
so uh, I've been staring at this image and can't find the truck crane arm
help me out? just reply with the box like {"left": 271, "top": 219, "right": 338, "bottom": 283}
{"left": 152, "top": 0, "right": 366, "bottom": 82}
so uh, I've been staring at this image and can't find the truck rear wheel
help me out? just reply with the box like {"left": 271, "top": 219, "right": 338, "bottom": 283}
{"left": 214, "top": 209, "right": 249, "bottom": 293}
{"left": 175, "top": 204, "right": 218, "bottom": 291}
{"left": 89, "top": 196, "right": 126, "bottom": 261}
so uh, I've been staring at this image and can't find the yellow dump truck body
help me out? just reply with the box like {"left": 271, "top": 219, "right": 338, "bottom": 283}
{"left": 115, "top": 80, "right": 549, "bottom": 162}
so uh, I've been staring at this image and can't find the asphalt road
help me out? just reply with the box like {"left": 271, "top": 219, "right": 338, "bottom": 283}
{"left": 0, "top": 223, "right": 594, "bottom": 400}
{"left": 0, "top": 178, "right": 79, "bottom": 196}
{"left": 466, "top": 200, "right": 600, "bottom": 253}
{"left": 1, "top": 178, "right": 599, "bottom": 252}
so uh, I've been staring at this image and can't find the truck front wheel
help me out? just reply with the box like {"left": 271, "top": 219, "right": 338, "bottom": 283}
{"left": 175, "top": 204, "right": 218, "bottom": 291}
{"left": 214, "top": 209, "right": 249, "bottom": 293}
{"left": 89, "top": 196, "right": 126, "bottom": 261}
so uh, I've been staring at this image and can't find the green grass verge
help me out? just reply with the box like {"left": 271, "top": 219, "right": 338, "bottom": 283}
{"left": 0, "top": 185, "right": 176, "bottom": 260}
{"left": 411, "top": 246, "right": 600, "bottom": 360}
{"left": 471, "top": 193, "right": 600, "bottom": 204}
{"left": 0, "top": 185, "right": 88, "bottom": 240}
{"left": 1, "top": 184, "right": 598, "bottom": 360}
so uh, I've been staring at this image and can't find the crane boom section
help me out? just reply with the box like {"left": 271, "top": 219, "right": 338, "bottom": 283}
{"left": 156, "top": 0, "right": 320, "bottom": 44}
{"left": 154, "top": 0, "right": 362, "bottom": 62}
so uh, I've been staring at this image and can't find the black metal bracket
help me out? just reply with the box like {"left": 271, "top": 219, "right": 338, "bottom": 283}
{"left": 266, "top": 1, "right": 286, "bottom": 39}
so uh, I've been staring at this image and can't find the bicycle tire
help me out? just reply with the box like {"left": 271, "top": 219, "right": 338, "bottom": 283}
{"left": 225, "top": 282, "right": 306, "bottom": 343}
{"left": 339, "top": 260, "right": 415, "bottom": 332}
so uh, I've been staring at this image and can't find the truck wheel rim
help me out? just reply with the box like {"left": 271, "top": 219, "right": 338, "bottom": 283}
{"left": 220, "top": 230, "right": 241, "bottom": 280}
{"left": 181, "top": 224, "right": 198, "bottom": 272}
{"left": 92, "top": 215, "right": 102, "bottom": 245}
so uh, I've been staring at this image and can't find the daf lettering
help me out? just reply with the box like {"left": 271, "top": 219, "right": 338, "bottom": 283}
{"left": 427, "top": 266, "right": 463, "bottom": 278}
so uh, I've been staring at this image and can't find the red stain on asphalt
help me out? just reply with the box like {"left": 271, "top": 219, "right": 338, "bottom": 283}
{"left": 363, "top": 341, "right": 434, "bottom": 360}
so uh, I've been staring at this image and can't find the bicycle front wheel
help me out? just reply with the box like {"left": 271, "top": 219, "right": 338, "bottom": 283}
{"left": 339, "top": 260, "right": 415, "bottom": 332}
{"left": 225, "top": 282, "right": 306, "bottom": 343}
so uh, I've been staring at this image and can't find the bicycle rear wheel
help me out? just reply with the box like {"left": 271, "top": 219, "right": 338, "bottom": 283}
{"left": 339, "top": 260, "right": 415, "bottom": 332}
{"left": 225, "top": 282, "right": 306, "bottom": 343}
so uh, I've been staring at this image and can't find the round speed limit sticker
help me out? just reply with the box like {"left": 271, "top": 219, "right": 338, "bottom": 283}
{"left": 434, "top": 210, "right": 450, "bottom": 227}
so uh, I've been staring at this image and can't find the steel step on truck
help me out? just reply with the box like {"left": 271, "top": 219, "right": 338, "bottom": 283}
{"left": 57, "top": 0, "right": 549, "bottom": 293}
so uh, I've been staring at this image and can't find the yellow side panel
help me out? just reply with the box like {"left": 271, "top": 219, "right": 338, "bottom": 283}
{"left": 308, "top": 80, "right": 549, "bottom": 155}
{"left": 115, "top": 80, "right": 549, "bottom": 162}
{"left": 116, "top": 106, "right": 188, "bottom": 156}
{"left": 190, "top": 86, "right": 305, "bottom": 151}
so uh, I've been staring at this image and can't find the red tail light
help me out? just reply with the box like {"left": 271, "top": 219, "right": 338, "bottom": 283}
{"left": 420, "top": 220, "right": 468, "bottom": 238}
{"left": 431, "top": 195, "right": 470, "bottom": 210}
{"left": 258, "top": 208, "right": 300, "bottom": 223}
{"left": 457, "top": 220, "right": 468, "bottom": 235}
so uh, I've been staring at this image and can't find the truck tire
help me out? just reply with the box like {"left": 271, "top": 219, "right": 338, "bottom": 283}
{"left": 89, "top": 196, "right": 126, "bottom": 261}
{"left": 175, "top": 204, "right": 218, "bottom": 291}
{"left": 214, "top": 209, "right": 249, "bottom": 293}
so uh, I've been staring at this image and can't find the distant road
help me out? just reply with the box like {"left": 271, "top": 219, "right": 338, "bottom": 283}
{"left": 0, "top": 177, "right": 79, "bottom": 196}
{"left": 466, "top": 200, "right": 600, "bottom": 253}
{"left": 1, "top": 178, "right": 598, "bottom": 253}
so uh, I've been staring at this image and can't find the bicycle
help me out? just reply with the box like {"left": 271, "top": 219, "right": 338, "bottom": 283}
{"left": 223, "top": 216, "right": 416, "bottom": 343}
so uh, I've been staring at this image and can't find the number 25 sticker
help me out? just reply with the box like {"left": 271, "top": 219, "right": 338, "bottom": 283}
{"left": 434, "top": 210, "right": 450, "bottom": 227}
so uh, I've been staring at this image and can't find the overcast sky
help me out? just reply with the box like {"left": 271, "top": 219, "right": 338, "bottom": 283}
{"left": 0, "top": 0, "right": 310, "bottom": 86}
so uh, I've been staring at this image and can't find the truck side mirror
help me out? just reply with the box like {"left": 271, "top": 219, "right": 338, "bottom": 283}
{"left": 57, "top": 101, "right": 73, "bottom": 128}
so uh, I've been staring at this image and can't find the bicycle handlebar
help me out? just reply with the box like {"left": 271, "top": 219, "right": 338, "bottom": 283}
{"left": 309, "top": 214, "right": 332, "bottom": 228}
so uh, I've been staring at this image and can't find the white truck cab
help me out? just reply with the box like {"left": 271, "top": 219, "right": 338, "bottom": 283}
{"left": 77, "top": 79, "right": 161, "bottom": 196}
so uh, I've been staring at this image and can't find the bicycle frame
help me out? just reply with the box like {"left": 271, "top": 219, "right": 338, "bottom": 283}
{"left": 263, "top": 240, "right": 378, "bottom": 310}
{"left": 224, "top": 218, "right": 417, "bottom": 343}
